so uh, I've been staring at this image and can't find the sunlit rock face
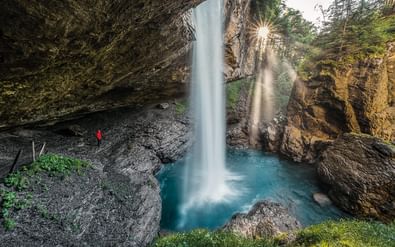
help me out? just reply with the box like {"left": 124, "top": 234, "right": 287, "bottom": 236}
{"left": 0, "top": 0, "right": 254, "bottom": 128}
{"left": 281, "top": 43, "right": 395, "bottom": 163}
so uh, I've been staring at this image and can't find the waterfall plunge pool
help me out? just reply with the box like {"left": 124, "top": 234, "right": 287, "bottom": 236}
{"left": 157, "top": 149, "right": 348, "bottom": 231}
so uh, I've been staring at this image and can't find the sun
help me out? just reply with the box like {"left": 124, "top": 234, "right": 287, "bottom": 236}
{"left": 257, "top": 26, "right": 270, "bottom": 40}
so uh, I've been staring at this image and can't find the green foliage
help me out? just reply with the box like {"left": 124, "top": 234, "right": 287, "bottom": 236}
{"left": 153, "top": 229, "right": 277, "bottom": 247}
{"left": 300, "top": 3, "right": 395, "bottom": 79}
{"left": 226, "top": 79, "right": 252, "bottom": 110}
{"left": 175, "top": 100, "right": 187, "bottom": 115}
{"left": 0, "top": 190, "right": 18, "bottom": 231}
{"left": 3, "top": 218, "right": 16, "bottom": 231}
{"left": 1, "top": 191, "right": 16, "bottom": 209}
{"left": 295, "top": 220, "right": 395, "bottom": 247}
{"left": 253, "top": 0, "right": 282, "bottom": 22}
{"left": 253, "top": 0, "right": 317, "bottom": 66}
{"left": 26, "top": 154, "right": 90, "bottom": 176}
{"left": 5, "top": 172, "right": 29, "bottom": 191}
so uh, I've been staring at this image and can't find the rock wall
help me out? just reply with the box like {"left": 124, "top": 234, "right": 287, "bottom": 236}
{"left": 0, "top": 0, "right": 255, "bottom": 129}
{"left": 317, "top": 133, "right": 395, "bottom": 222}
{"left": 224, "top": 0, "right": 255, "bottom": 80}
{"left": 281, "top": 43, "right": 395, "bottom": 163}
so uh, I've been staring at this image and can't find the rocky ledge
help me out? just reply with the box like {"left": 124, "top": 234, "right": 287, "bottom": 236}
{"left": 223, "top": 200, "right": 301, "bottom": 240}
{"left": 0, "top": 103, "right": 191, "bottom": 246}
{"left": 0, "top": 0, "right": 254, "bottom": 129}
{"left": 317, "top": 133, "right": 395, "bottom": 222}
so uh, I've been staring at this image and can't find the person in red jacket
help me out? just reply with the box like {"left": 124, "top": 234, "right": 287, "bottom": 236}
{"left": 96, "top": 130, "right": 102, "bottom": 147}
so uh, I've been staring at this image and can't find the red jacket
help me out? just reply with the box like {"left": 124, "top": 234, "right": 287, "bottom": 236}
{"left": 96, "top": 130, "right": 102, "bottom": 140}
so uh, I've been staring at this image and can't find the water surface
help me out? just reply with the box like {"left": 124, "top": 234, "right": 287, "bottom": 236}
{"left": 158, "top": 149, "right": 348, "bottom": 231}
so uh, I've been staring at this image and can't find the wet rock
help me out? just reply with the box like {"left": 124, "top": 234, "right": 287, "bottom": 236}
{"left": 223, "top": 200, "right": 301, "bottom": 239}
{"left": 260, "top": 114, "right": 286, "bottom": 153}
{"left": 313, "top": 193, "right": 332, "bottom": 207}
{"left": 317, "top": 133, "right": 395, "bottom": 222}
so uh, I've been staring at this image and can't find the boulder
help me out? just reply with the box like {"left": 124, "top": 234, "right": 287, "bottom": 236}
{"left": 157, "top": 103, "right": 170, "bottom": 110}
{"left": 317, "top": 133, "right": 395, "bottom": 222}
{"left": 260, "top": 114, "right": 286, "bottom": 153}
{"left": 223, "top": 200, "right": 301, "bottom": 239}
{"left": 313, "top": 193, "right": 332, "bottom": 207}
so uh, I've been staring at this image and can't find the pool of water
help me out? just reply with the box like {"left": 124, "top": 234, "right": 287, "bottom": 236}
{"left": 157, "top": 149, "right": 348, "bottom": 231}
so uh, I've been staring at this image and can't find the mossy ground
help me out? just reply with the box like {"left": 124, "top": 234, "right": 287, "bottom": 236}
{"left": 153, "top": 220, "right": 395, "bottom": 247}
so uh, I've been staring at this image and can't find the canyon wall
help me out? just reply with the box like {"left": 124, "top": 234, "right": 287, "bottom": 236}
{"left": 0, "top": 0, "right": 255, "bottom": 128}
{"left": 281, "top": 43, "right": 395, "bottom": 163}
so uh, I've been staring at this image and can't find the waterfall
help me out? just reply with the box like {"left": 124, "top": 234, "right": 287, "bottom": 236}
{"left": 180, "top": 0, "right": 235, "bottom": 222}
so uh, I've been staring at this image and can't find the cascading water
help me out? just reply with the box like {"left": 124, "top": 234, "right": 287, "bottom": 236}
{"left": 180, "top": 0, "right": 236, "bottom": 224}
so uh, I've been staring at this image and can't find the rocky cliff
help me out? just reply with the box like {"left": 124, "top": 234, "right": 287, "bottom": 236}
{"left": 281, "top": 43, "right": 395, "bottom": 163}
{"left": 0, "top": 0, "right": 254, "bottom": 129}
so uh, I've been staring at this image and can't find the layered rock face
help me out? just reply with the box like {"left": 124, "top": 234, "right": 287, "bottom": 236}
{"left": 223, "top": 200, "right": 301, "bottom": 239}
{"left": 317, "top": 133, "right": 395, "bottom": 222}
{"left": 0, "top": 0, "right": 254, "bottom": 129}
{"left": 281, "top": 43, "right": 395, "bottom": 162}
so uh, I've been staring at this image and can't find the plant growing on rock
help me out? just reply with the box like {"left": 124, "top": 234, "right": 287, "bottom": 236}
{"left": 0, "top": 154, "right": 90, "bottom": 230}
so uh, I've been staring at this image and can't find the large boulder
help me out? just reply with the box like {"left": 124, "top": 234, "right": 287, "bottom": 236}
{"left": 317, "top": 133, "right": 395, "bottom": 222}
{"left": 0, "top": 0, "right": 255, "bottom": 129}
{"left": 281, "top": 43, "right": 395, "bottom": 163}
{"left": 223, "top": 200, "right": 302, "bottom": 239}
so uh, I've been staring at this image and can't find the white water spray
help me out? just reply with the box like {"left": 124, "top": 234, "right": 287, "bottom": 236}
{"left": 181, "top": 0, "right": 235, "bottom": 220}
